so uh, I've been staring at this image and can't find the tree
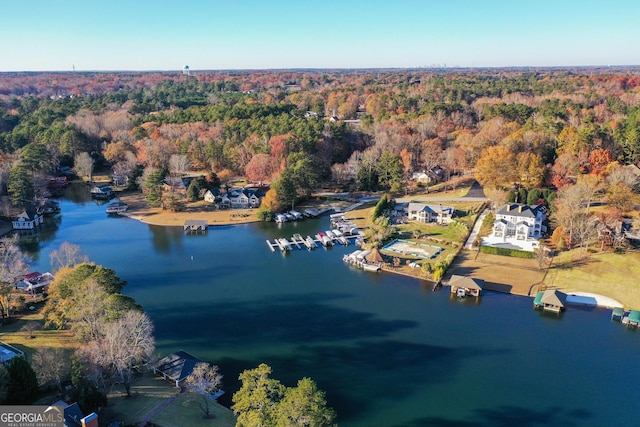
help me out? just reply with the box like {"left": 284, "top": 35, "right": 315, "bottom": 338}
{"left": 516, "top": 152, "right": 545, "bottom": 189}
{"left": 548, "top": 153, "right": 579, "bottom": 189}
{"left": 169, "top": 154, "right": 190, "bottom": 180}
{"left": 6, "top": 357, "right": 38, "bottom": 404}
{"left": 232, "top": 363, "right": 286, "bottom": 427}
{"left": 184, "top": 362, "right": 223, "bottom": 419}
{"left": 141, "top": 168, "right": 165, "bottom": 208}
{"left": 0, "top": 364, "right": 8, "bottom": 404}
{"left": 474, "top": 146, "right": 517, "bottom": 190}
{"left": 275, "top": 377, "right": 336, "bottom": 427}
{"left": 74, "top": 152, "right": 94, "bottom": 181}
{"left": 376, "top": 151, "right": 403, "bottom": 191}
{"left": 288, "top": 153, "right": 320, "bottom": 198}
{"left": 0, "top": 236, "right": 29, "bottom": 319}
{"left": 49, "top": 242, "right": 89, "bottom": 274}
{"left": 587, "top": 148, "right": 613, "bottom": 176}
{"left": 32, "top": 348, "right": 70, "bottom": 392}
{"left": 246, "top": 153, "right": 275, "bottom": 184}
{"left": 273, "top": 168, "right": 297, "bottom": 210}
{"left": 8, "top": 163, "right": 34, "bottom": 207}
{"left": 83, "top": 310, "right": 155, "bottom": 397}
{"left": 606, "top": 182, "right": 635, "bottom": 212}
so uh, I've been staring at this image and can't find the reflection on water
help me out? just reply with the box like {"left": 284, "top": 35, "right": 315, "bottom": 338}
{"left": 21, "top": 192, "right": 640, "bottom": 427}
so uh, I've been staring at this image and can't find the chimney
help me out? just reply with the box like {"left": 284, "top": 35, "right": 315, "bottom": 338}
{"left": 81, "top": 413, "right": 99, "bottom": 427}
{"left": 518, "top": 205, "right": 523, "bottom": 213}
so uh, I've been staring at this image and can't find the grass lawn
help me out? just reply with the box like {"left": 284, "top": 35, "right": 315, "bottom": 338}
{"left": 0, "top": 311, "right": 77, "bottom": 360}
{"left": 104, "top": 373, "right": 236, "bottom": 427}
{"left": 151, "top": 391, "right": 236, "bottom": 427}
{"left": 544, "top": 249, "right": 640, "bottom": 309}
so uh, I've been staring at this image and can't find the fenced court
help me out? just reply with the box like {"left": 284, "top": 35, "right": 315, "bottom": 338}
{"left": 382, "top": 239, "right": 443, "bottom": 259}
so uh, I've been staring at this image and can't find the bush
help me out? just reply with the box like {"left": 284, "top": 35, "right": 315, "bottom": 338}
{"left": 480, "top": 245, "right": 533, "bottom": 258}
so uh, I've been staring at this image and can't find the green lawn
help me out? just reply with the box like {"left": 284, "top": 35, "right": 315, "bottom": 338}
{"left": 104, "top": 373, "right": 236, "bottom": 427}
{"left": 544, "top": 249, "right": 640, "bottom": 309}
{"left": 0, "top": 311, "right": 77, "bottom": 360}
{"left": 151, "top": 392, "right": 236, "bottom": 427}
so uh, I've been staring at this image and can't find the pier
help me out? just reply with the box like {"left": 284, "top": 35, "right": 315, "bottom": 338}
{"left": 265, "top": 232, "right": 359, "bottom": 253}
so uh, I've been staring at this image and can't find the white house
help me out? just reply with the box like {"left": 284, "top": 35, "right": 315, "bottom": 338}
{"left": 483, "top": 203, "right": 547, "bottom": 252}
{"left": 406, "top": 203, "right": 454, "bottom": 224}
{"left": 220, "top": 188, "right": 264, "bottom": 209}
{"left": 12, "top": 208, "right": 44, "bottom": 230}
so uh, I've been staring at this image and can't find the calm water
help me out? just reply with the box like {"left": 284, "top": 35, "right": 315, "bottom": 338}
{"left": 24, "top": 191, "right": 640, "bottom": 426}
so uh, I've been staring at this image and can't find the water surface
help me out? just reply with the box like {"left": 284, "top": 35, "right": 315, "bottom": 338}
{"left": 26, "top": 193, "right": 640, "bottom": 426}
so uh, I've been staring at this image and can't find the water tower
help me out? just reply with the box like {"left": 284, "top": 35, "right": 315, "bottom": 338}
{"left": 183, "top": 65, "right": 190, "bottom": 76}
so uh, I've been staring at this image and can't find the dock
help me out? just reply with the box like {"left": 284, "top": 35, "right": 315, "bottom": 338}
{"left": 265, "top": 232, "right": 358, "bottom": 253}
{"left": 184, "top": 220, "right": 208, "bottom": 233}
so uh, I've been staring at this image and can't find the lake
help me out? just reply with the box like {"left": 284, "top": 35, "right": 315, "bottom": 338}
{"left": 24, "top": 192, "right": 640, "bottom": 426}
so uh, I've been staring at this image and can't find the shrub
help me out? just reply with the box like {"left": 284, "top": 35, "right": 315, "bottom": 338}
{"left": 480, "top": 245, "right": 533, "bottom": 258}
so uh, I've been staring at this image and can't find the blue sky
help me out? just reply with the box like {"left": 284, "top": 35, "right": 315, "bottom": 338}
{"left": 2, "top": 0, "right": 639, "bottom": 71}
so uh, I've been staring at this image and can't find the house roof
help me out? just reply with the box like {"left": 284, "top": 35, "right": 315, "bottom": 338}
{"left": 407, "top": 203, "right": 453, "bottom": 215}
{"left": 496, "top": 203, "right": 542, "bottom": 219}
{"left": 154, "top": 350, "right": 203, "bottom": 383}
{"left": 541, "top": 289, "right": 567, "bottom": 307}
{"left": 448, "top": 275, "right": 484, "bottom": 290}
{"left": 365, "top": 248, "right": 384, "bottom": 263}
{"left": 64, "top": 402, "right": 84, "bottom": 427}
{"left": 16, "top": 207, "right": 39, "bottom": 220}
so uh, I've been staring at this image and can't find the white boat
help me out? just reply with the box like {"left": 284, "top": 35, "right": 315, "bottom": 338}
{"left": 277, "top": 238, "right": 292, "bottom": 251}
{"left": 106, "top": 201, "right": 128, "bottom": 214}
{"left": 337, "top": 236, "right": 349, "bottom": 246}
{"left": 289, "top": 210, "right": 304, "bottom": 220}
{"left": 325, "top": 230, "right": 336, "bottom": 239}
{"left": 456, "top": 287, "right": 467, "bottom": 298}
{"left": 331, "top": 229, "right": 344, "bottom": 237}
{"left": 275, "top": 214, "right": 287, "bottom": 223}
{"left": 362, "top": 263, "right": 381, "bottom": 272}
{"left": 305, "top": 236, "right": 318, "bottom": 249}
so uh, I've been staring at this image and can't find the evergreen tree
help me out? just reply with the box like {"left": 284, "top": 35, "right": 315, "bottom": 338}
{"left": 7, "top": 357, "right": 38, "bottom": 404}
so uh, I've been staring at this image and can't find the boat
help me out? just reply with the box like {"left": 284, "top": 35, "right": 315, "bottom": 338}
{"left": 362, "top": 263, "right": 381, "bottom": 272}
{"left": 277, "top": 238, "right": 292, "bottom": 251}
{"left": 284, "top": 213, "right": 294, "bottom": 221}
{"left": 292, "top": 233, "right": 304, "bottom": 242}
{"left": 337, "top": 235, "right": 349, "bottom": 246}
{"left": 305, "top": 236, "right": 318, "bottom": 249}
{"left": 289, "top": 210, "right": 304, "bottom": 220}
{"left": 456, "top": 287, "right": 467, "bottom": 298}
{"left": 331, "top": 229, "right": 344, "bottom": 237}
{"left": 90, "top": 184, "right": 115, "bottom": 199}
{"left": 275, "top": 213, "right": 287, "bottom": 223}
{"left": 106, "top": 201, "right": 128, "bottom": 214}
{"left": 325, "top": 230, "right": 336, "bottom": 239}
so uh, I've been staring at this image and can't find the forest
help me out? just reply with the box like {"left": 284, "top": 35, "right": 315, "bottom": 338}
{"left": 1, "top": 67, "right": 640, "bottom": 240}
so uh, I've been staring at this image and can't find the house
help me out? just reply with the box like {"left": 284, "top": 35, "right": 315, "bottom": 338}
{"left": 483, "top": 203, "right": 547, "bottom": 252}
{"left": 49, "top": 401, "right": 99, "bottom": 427}
{"left": 533, "top": 289, "right": 567, "bottom": 313}
{"left": 406, "top": 203, "right": 454, "bottom": 224}
{"left": 220, "top": 187, "right": 265, "bottom": 209}
{"left": 19, "top": 271, "right": 55, "bottom": 294}
{"left": 12, "top": 207, "right": 44, "bottom": 230}
{"left": 411, "top": 166, "right": 445, "bottom": 184}
{"left": 448, "top": 275, "right": 484, "bottom": 297}
{"left": 203, "top": 188, "right": 221, "bottom": 204}
{"left": 163, "top": 176, "right": 193, "bottom": 194}
{"left": 111, "top": 174, "right": 128, "bottom": 187}
{"left": 0, "top": 341, "right": 25, "bottom": 365}
{"left": 153, "top": 350, "right": 203, "bottom": 387}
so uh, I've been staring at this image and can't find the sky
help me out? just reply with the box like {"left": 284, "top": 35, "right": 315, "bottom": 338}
{"left": 2, "top": 0, "right": 639, "bottom": 72}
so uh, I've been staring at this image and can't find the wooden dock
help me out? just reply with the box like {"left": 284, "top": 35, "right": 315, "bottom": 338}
{"left": 265, "top": 233, "right": 357, "bottom": 253}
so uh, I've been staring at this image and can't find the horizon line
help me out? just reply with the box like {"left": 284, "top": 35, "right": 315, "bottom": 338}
{"left": 2, "top": 64, "right": 640, "bottom": 74}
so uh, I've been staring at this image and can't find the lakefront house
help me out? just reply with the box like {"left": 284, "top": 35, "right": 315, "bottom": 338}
{"left": 406, "top": 203, "right": 454, "bottom": 224}
{"left": 483, "top": 203, "right": 547, "bottom": 252}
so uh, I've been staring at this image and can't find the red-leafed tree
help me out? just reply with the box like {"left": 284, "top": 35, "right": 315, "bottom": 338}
{"left": 245, "top": 154, "right": 275, "bottom": 184}
{"left": 548, "top": 153, "right": 579, "bottom": 189}
{"left": 588, "top": 148, "right": 613, "bottom": 176}
{"left": 269, "top": 134, "right": 294, "bottom": 162}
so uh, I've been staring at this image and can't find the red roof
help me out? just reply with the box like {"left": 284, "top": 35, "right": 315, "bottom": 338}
{"left": 24, "top": 272, "right": 42, "bottom": 280}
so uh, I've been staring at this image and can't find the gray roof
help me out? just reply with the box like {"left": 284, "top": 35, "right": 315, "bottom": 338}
{"left": 496, "top": 203, "right": 541, "bottom": 219}
{"left": 541, "top": 289, "right": 567, "bottom": 307}
{"left": 154, "top": 350, "right": 203, "bottom": 383}
{"left": 448, "top": 275, "right": 484, "bottom": 290}
{"left": 407, "top": 202, "right": 453, "bottom": 215}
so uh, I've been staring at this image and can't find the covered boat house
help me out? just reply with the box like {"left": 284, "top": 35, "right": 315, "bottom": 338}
{"left": 152, "top": 350, "right": 203, "bottom": 387}
{"left": 184, "top": 220, "right": 208, "bottom": 233}
{"left": 534, "top": 289, "right": 567, "bottom": 313}
{"left": 448, "top": 275, "right": 484, "bottom": 297}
